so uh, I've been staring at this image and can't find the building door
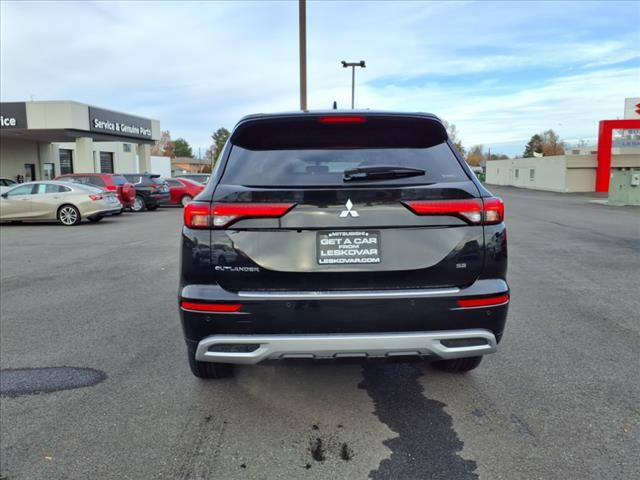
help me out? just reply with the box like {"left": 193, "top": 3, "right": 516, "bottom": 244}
{"left": 24, "top": 164, "right": 36, "bottom": 182}
{"left": 59, "top": 149, "right": 74, "bottom": 174}
{"left": 100, "top": 152, "right": 114, "bottom": 173}
{"left": 43, "top": 163, "right": 55, "bottom": 180}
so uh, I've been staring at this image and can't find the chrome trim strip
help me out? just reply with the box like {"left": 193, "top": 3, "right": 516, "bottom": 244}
{"left": 195, "top": 329, "right": 497, "bottom": 364}
{"left": 237, "top": 287, "right": 460, "bottom": 300}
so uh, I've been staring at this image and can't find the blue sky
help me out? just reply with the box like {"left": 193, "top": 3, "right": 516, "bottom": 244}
{"left": 1, "top": 0, "right": 638, "bottom": 157}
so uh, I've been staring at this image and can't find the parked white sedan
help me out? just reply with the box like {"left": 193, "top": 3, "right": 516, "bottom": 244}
{"left": 0, "top": 177, "right": 18, "bottom": 193}
{"left": 0, "top": 181, "right": 122, "bottom": 225}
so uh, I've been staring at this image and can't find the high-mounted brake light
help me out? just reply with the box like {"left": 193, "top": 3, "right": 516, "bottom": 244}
{"left": 456, "top": 294, "right": 509, "bottom": 308}
{"left": 319, "top": 116, "right": 367, "bottom": 124}
{"left": 403, "top": 197, "right": 504, "bottom": 225}
{"left": 105, "top": 185, "right": 118, "bottom": 191}
{"left": 180, "top": 301, "right": 242, "bottom": 312}
{"left": 184, "top": 202, "right": 296, "bottom": 229}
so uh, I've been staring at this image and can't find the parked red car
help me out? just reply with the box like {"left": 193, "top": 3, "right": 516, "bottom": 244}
{"left": 56, "top": 173, "right": 136, "bottom": 210}
{"left": 164, "top": 178, "right": 205, "bottom": 206}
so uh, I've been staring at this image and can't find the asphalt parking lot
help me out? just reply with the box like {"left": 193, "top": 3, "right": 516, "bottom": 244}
{"left": 1, "top": 187, "right": 639, "bottom": 480}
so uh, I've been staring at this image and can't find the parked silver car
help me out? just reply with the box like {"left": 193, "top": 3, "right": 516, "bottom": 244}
{"left": 0, "top": 181, "right": 122, "bottom": 226}
{"left": 0, "top": 177, "right": 18, "bottom": 193}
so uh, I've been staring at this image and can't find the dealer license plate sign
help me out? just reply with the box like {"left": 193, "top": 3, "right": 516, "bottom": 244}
{"left": 317, "top": 231, "right": 381, "bottom": 265}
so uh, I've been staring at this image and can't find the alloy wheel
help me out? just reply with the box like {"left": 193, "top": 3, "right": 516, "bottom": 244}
{"left": 132, "top": 196, "right": 144, "bottom": 212}
{"left": 59, "top": 206, "right": 78, "bottom": 225}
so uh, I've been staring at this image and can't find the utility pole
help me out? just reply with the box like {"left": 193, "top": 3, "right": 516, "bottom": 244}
{"left": 299, "top": 0, "right": 307, "bottom": 111}
{"left": 341, "top": 60, "right": 366, "bottom": 109}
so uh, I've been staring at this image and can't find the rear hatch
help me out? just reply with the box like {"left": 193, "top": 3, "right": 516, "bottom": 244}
{"left": 198, "top": 114, "right": 489, "bottom": 292}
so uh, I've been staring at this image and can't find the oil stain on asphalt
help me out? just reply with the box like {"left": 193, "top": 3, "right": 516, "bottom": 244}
{"left": 0, "top": 367, "right": 106, "bottom": 398}
{"left": 359, "top": 363, "right": 479, "bottom": 480}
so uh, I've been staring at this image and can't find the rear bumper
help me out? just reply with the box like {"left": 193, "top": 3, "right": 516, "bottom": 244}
{"left": 195, "top": 329, "right": 496, "bottom": 364}
{"left": 180, "top": 279, "right": 509, "bottom": 356}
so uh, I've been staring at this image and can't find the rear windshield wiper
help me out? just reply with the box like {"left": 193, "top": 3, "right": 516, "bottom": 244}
{"left": 343, "top": 166, "right": 426, "bottom": 182}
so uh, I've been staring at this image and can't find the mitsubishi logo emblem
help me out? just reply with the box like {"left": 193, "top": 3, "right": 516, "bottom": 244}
{"left": 340, "top": 199, "right": 359, "bottom": 218}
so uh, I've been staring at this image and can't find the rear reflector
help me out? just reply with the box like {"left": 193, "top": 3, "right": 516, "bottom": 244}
{"left": 184, "top": 202, "right": 296, "bottom": 229}
{"left": 180, "top": 302, "right": 242, "bottom": 312}
{"left": 319, "top": 116, "right": 367, "bottom": 124}
{"left": 456, "top": 294, "right": 509, "bottom": 308}
{"left": 403, "top": 197, "right": 504, "bottom": 225}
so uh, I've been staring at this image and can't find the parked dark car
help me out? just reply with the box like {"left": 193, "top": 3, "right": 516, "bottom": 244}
{"left": 121, "top": 174, "right": 170, "bottom": 211}
{"left": 177, "top": 174, "right": 210, "bottom": 184}
{"left": 56, "top": 173, "right": 135, "bottom": 210}
{"left": 164, "top": 178, "right": 205, "bottom": 207}
{"left": 179, "top": 112, "right": 509, "bottom": 379}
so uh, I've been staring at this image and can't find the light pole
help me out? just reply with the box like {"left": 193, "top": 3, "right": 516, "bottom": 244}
{"left": 299, "top": 0, "right": 307, "bottom": 111}
{"left": 341, "top": 60, "right": 365, "bottom": 109}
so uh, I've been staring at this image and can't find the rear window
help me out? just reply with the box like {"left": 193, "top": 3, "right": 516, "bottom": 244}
{"left": 222, "top": 143, "right": 467, "bottom": 187}
{"left": 223, "top": 115, "right": 468, "bottom": 186}
{"left": 123, "top": 175, "right": 142, "bottom": 184}
{"left": 112, "top": 175, "right": 128, "bottom": 186}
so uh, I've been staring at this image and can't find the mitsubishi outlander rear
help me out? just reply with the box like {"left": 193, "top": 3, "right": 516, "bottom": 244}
{"left": 179, "top": 112, "right": 509, "bottom": 379}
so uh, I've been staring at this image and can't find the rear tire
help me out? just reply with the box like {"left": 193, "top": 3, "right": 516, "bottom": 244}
{"left": 131, "top": 195, "right": 146, "bottom": 212}
{"left": 188, "top": 353, "right": 233, "bottom": 379}
{"left": 432, "top": 356, "right": 482, "bottom": 373}
{"left": 57, "top": 205, "right": 81, "bottom": 226}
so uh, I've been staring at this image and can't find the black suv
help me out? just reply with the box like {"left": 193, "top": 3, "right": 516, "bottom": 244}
{"left": 121, "top": 174, "right": 170, "bottom": 211}
{"left": 179, "top": 112, "right": 509, "bottom": 379}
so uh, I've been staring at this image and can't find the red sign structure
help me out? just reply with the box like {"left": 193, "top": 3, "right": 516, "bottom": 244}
{"left": 596, "top": 119, "right": 640, "bottom": 192}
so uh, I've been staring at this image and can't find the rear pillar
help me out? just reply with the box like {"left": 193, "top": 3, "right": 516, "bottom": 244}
{"left": 74, "top": 137, "right": 95, "bottom": 173}
{"left": 137, "top": 143, "right": 151, "bottom": 173}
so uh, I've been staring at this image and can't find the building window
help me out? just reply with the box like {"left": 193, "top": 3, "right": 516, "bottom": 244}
{"left": 100, "top": 152, "right": 114, "bottom": 173}
{"left": 123, "top": 143, "right": 131, "bottom": 152}
{"left": 515, "top": 169, "right": 519, "bottom": 179}
{"left": 59, "top": 149, "right": 74, "bottom": 174}
{"left": 529, "top": 169, "right": 535, "bottom": 180}
{"left": 43, "top": 163, "right": 55, "bottom": 180}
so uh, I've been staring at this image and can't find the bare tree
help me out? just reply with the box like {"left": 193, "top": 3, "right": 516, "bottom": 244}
{"left": 151, "top": 130, "right": 172, "bottom": 156}
{"left": 466, "top": 145, "right": 484, "bottom": 166}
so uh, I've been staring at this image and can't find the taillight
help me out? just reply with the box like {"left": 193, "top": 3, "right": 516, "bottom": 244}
{"left": 89, "top": 194, "right": 103, "bottom": 201}
{"left": 403, "top": 197, "right": 504, "bottom": 225}
{"left": 319, "top": 116, "right": 367, "bottom": 124}
{"left": 404, "top": 199, "right": 482, "bottom": 224}
{"left": 105, "top": 185, "right": 117, "bottom": 191}
{"left": 184, "top": 202, "right": 296, "bottom": 229}
{"left": 184, "top": 202, "right": 211, "bottom": 228}
{"left": 456, "top": 293, "right": 509, "bottom": 308}
{"left": 180, "top": 301, "right": 242, "bottom": 312}
{"left": 482, "top": 197, "right": 504, "bottom": 224}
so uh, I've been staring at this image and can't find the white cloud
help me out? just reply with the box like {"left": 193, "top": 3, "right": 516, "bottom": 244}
{"left": 1, "top": 0, "right": 638, "bottom": 154}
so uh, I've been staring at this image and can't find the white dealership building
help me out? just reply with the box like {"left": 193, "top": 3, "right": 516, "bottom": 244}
{"left": 0, "top": 101, "right": 160, "bottom": 182}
